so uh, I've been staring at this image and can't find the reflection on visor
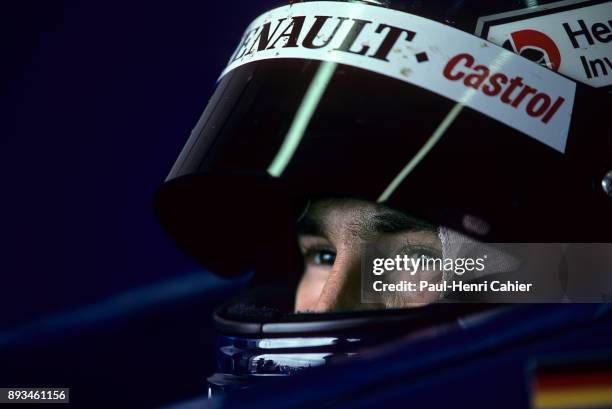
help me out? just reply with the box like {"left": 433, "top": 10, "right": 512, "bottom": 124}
{"left": 249, "top": 353, "right": 332, "bottom": 372}
{"left": 256, "top": 337, "right": 340, "bottom": 348}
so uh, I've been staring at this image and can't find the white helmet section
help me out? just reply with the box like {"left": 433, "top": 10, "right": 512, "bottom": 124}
{"left": 221, "top": 1, "right": 576, "bottom": 153}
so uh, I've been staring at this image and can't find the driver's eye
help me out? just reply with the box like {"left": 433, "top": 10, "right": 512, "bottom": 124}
{"left": 405, "top": 247, "right": 439, "bottom": 262}
{"left": 304, "top": 249, "right": 337, "bottom": 266}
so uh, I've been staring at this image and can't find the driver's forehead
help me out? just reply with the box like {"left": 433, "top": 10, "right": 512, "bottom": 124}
{"left": 297, "top": 198, "right": 437, "bottom": 243}
{"left": 301, "top": 199, "right": 378, "bottom": 239}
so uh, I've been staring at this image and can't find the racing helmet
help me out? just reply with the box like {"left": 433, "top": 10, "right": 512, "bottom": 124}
{"left": 153, "top": 0, "right": 612, "bottom": 396}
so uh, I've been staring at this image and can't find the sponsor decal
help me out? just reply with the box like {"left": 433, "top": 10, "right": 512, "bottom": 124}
{"left": 220, "top": 2, "right": 575, "bottom": 153}
{"left": 502, "top": 29, "right": 562, "bottom": 71}
{"left": 476, "top": 0, "right": 612, "bottom": 89}
{"left": 442, "top": 53, "right": 566, "bottom": 124}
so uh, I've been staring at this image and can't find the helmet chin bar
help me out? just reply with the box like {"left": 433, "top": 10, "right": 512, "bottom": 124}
{"left": 208, "top": 302, "right": 501, "bottom": 397}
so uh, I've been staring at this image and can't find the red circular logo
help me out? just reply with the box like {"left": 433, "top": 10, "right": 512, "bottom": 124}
{"left": 502, "top": 29, "right": 562, "bottom": 71}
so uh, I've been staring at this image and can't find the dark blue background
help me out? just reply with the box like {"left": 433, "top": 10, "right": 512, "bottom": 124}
{"left": 2, "top": 1, "right": 280, "bottom": 328}
{"left": 1, "top": 3, "right": 284, "bottom": 406}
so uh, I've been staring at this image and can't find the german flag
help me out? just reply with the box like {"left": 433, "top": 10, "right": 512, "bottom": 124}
{"left": 532, "top": 361, "right": 612, "bottom": 409}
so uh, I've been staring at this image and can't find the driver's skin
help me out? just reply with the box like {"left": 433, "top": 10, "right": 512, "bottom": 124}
{"left": 295, "top": 198, "right": 443, "bottom": 312}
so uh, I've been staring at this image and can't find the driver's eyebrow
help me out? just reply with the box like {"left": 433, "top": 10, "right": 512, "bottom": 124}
{"left": 365, "top": 207, "right": 436, "bottom": 236}
{"left": 296, "top": 204, "right": 435, "bottom": 240}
